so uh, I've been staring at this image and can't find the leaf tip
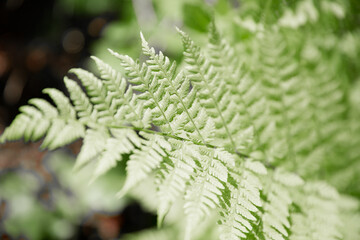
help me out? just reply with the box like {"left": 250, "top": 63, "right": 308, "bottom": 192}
{"left": 139, "top": 31, "right": 145, "bottom": 41}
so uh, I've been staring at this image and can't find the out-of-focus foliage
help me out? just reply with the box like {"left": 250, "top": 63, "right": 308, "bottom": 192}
{"left": 0, "top": 151, "right": 126, "bottom": 239}
{"left": 87, "top": 0, "right": 238, "bottom": 70}
{"left": 59, "top": 0, "right": 125, "bottom": 15}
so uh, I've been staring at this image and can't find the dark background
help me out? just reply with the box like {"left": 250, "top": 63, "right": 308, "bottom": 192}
{"left": 0, "top": 0, "right": 116, "bottom": 127}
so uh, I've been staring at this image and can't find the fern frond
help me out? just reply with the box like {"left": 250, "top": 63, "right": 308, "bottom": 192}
{"left": 74, "top": 127, "right": 140, "bottom": 181}
{"left": 183, "top": 146, "right": 236, "bottom": 240}
{"left": 70, "top": 68, "right": 113, "bottom": 123}
{"left": 41, "top": 89, "right": 85, "bottom": 150}
{"left": 0, "top": 111, "right": 39, "bottom": 143}
{"left": 91, "top": 56, "right": 125, "bottom": 109}
{"left": 184, "top": 165, "right": 223, "bottom": 240}
{"left": 43, "top": 119, "right": 85, "bottom": 150}
{"left": 178, "top": 28, "right": 241, "bottom": 153}
{"left": 290, "top": 182, "right": 342, "bottom": 240}
{"left": 0, "top": 88, "right": 85, "bottom": 150}
{"left": 92, "top": 128, "right": 140, "bottom": 180}
{"left": 219, "top": 159, "right": 266, "bottom": 240}
{"left": 43, "top": 88, "right": 76, "bottom": 119}
{"left": 92, "top": 55, "right": 150, "bottom": 128}
{"left": 261, "top": 170, "right": 303, "bottom": 240}
{"left": 74, "top": 128, "right": 109, "bottom": 170}
{"left": 29, "top": 98, "right": 58, "bottom": 118}
{"left": 299, "top": 63, "right": 346, "bottom": 171}
{"left": 109, "top": 50, "right": 177, "bottom": 133}
{"left": 64, "top": 77, "right": 94, "bottom": 123}
{"left": 206, "top": 23, "right": 261, "bottom": 155}
{"left": 156, "top": 140, "right": 198, "bottom": 226}
{"left": 140, "top": 34, "right": 214, "bottom": 143}
{"left": 337, "top": 196, "right": 360, "bottom": 240}
{"left": 117, "top": 132, "right": 170, "bottom": 198}
{"left": 253, "top": 31, "right": 300, "bottom": 166}
{"left": 140, "top": 32, "right": 177, "bottom": 80}
{"left": 1, "top": 19, "right": 358, "bottom": 240}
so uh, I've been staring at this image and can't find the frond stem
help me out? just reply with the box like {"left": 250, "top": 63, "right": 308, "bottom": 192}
{"left": 107, "top": 124, "right": 249, "bottom": 159}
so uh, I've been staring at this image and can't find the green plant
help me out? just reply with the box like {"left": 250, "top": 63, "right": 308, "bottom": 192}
{"left": 0, "top": 150, "right": 126, "bottom": 239}
{"left": 1, "top": 0, "right": 360, "bottom": 239}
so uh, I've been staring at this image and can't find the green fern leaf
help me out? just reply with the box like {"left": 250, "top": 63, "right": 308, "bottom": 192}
{"left": 70, "top": 68, "right": 113, "bottom": 123}
{"left": 219, "top": 159, "right": 265, "bottom": 240}
{"left": 178, "top": 28, "right": 240, "bottom": 152}
{"left": 117, "top": 133, "right": 169, "bottom": 198}
{"left": 64, "top": 77, "right": 94, "bottom": 123}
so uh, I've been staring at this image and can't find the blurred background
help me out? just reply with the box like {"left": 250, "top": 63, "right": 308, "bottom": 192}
{"left": 0, "top": 0, "right": 359, "bottom": 239}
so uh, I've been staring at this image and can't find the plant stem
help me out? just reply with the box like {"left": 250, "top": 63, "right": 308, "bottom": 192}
{"left": 108, "top": 123, "right": 250, "bottom": 159}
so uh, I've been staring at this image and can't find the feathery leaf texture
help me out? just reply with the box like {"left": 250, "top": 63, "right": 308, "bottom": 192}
{"left": 1, "top": 21, "right": 359, "bottom": 240}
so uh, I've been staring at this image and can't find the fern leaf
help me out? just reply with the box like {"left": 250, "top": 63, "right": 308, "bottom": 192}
{"left": 261, "top": 170, "right": 303, "bottom": 240}
{"left": 156, "top": 140, "right": 199, "bottom": 226}
{"left": 75, "top": 128, "right": 139, "bottom": 180}
{"left": 184, "top": 172, "right": 222, "bottom": 240}
{"left": 178, "top": 28, "right": 244, "bottom": 153}
{"left": 15, "top": 106, "right": 43, "bottom": 142}
{"left": 44, "top": 120, "right": 85, "bottom": 150}
{"left": 93, "top": 55, "right": 150, "bottom": 128}
{"left": 91, "top": 56, "right": 130, "bottom": 113}
{"left": 0, "top": 92, "right": 84, "bottom": 150}
{"left": 140, "top": 32, "right": 177, "bottom": 80}
{"left": 28, "top": 98, "right": 58, "bottom": 118}
{"left": 183, "top": 146, "right": 233, "bottom": 240}
{"left": 64, "top": 77, "right": 94, "bottom": 123}
{"left": 74, "top": 129, "right": 109, "bottom": 170}
{"left": 290, "top": 182, "right": 342, "bottom": 240}
{"left": 92, "top": 128, "right": 139, "bottom": 181}
{"left": 219, "top": 159, "right": 265, "bottom": 240}
{"left": 117, "top": 133, "right": 169, "bottom": 198}
{"left": 1, "top": 20, "right": 358, "bottom": 240}
{"left": 206, "top": 23, "right": 260, "bottom": 154}
{"left": 70, "top": 68, "right": 113, "bottom": 123}
{"left": 91, "top": 56, "right": 125, "bottom": 99}
{"left": 0, "top": 114, "right": 31, "bottom": 143}
{"left": 142, "top": 33, "right": 219, "bottom": 144}
{"left": 110, "top": 50, "right": 177, "bottom": 133}
{"left": 43, "top": 88, "right": 76, "bottom": 119}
